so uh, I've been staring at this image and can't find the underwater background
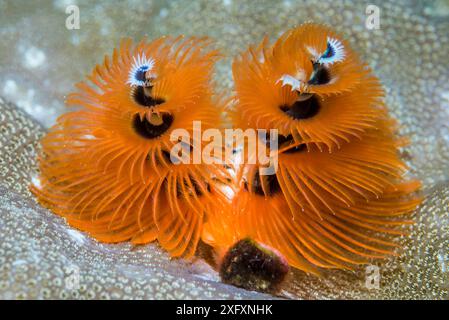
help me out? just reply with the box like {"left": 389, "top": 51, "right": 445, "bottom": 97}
{"left": 0, "top": 0, "right": 448, "bottom": 299}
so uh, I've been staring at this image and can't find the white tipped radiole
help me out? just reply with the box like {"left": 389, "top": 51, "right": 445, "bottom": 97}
{"left": 127, "top": 53, "right": 156, "bottom": 86}
{"left": 317, "top": 37, "right": 345, "bottom": 65}
{"left": 277, "top": 74, "right": 302, "bottom": 91}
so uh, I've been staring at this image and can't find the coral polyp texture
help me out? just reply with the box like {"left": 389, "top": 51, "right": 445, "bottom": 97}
{"left": 31, "top": 36, "right": 229, "bottom": 258}
{"left": 204, "top": 23, "right": 422, "bottom": 274}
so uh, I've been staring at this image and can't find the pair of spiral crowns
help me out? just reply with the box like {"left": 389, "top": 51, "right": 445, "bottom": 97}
{"left": 32, "top": 24, "right": 421, "bottom": 278}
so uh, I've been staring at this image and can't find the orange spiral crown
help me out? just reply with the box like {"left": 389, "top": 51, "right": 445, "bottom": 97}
{"left": 32, "top": 36, "right": 230, "bottom": 258}
{"left": 203, "top": 23, "right": 422, "bottom": 274}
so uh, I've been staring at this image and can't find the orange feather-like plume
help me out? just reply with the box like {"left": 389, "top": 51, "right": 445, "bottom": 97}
{"left": 231, "top": 24, "right": 386, "bottom": 151}
{"left": 203, "top": 23, "right": 422, "bottom": 274}
{"left": 31, "top": 36, "right": 229, "bottom": 258}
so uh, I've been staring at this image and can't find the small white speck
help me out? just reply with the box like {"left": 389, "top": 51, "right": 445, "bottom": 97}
{"left": 223, "top": 0, "right": 232, "bottom": 7}
{"left": 17, "top": 89, "right": 36, "bottom": 114}
{"left": 438, "top": 252, "right": 448, "bottom": 273}
{"left": 53, "top": 0, "right": 77, "bottom": 11}
{"left": 159, "top": 8, "right": 168, "bottom": 18}
{"left": 23, "top": 47, "right": 46, "bottom": 69}
{"left": 100, "top": 24, "right": 111, "bottom": 36}
{"left": 71, "top": 34, "right": 81, "bottom": 46}
{"left": 3, "top": 79, "right": 18, "bottom": 96}
{"left": 31, "top": 176, "right": 42, "bottom": 189}
{"left": 34, "top": 104, "right": 44, "bottom": 114}
{"left": 222, "top": 185, "right": 234, "bottom": 199}
{"left": 81, "top": 134, "right": 96, "bottom": 140}
{"left": 12, "top": 259, "right": 28, "bottom": 267}
{"left": 66, "top": 228, "right": 86, "bottom": 244}
{"left": 442, "top": 91, "right": 449, "bottom": 102}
